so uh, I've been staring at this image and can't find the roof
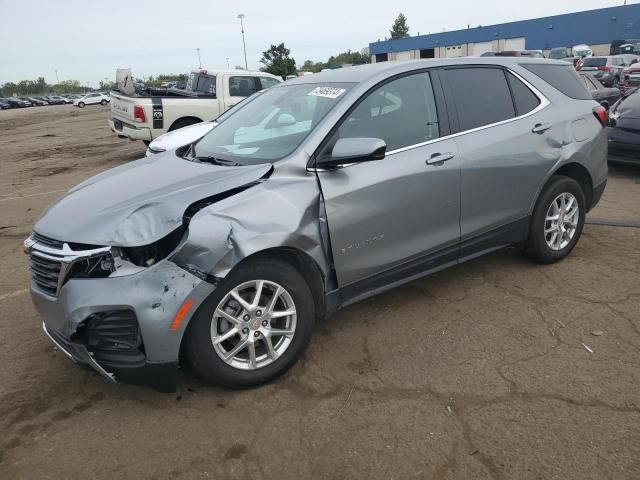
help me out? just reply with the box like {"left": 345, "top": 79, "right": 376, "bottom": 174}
{"left": 283, "top": 57, "right": 566, "bottom": 85}
{"left": 193, "top": 68, "right": 279, "bottom": 78}
{"left": 370, "top": 4, "right": 640, "bottom": 54}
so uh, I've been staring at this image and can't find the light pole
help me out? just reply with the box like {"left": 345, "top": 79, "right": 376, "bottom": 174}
{"left": 196, "top": 48, "right": 202, "bottom": 68}
{"left": 226, "top": 57, "right": 230, "bottom": 69}
{"left": 54, "top": 69, "right": 59, "bottom": 84}
{"left": 237, "top": 14, "right": 248, "bottom": 70}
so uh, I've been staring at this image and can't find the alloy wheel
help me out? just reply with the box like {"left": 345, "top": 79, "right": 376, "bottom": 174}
{"left": 544, "top": 192, "right": 579, "bottom": 251}
{"left": 210, "top": 280, "right": 297, "bottom": 370}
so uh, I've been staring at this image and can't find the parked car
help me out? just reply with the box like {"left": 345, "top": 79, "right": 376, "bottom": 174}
{"left": 32, "top": 96, "right": 50, "bottom": 105}
{"left": 26, "top": 58, "right": 608, "bottom": 391}
{"left": 108, "top": 68, "right": 282, "bottom": 145}
{"left": 607, "top": 88, "right": 640, "bottom": 162}
{"left": 145, "top": 120, "right": 216, "bottom": 156}
{"left": 577, "top": 56, "right": 626, "bottom": 87}
{"left": 18, "top": 97, "right": 34, "bottom": 106}
{"left": 621, "top": 62, "right": 640, "bottom": 90}
{"left": 3, "top": 98, "right": 30, "bottom": 108}
{"left": 26, "top": 97, "right": 47, "bottom": 106}
{"left": 0, "top": 99, "right": 10, "bottom": 109}
{"left": 46, "top": 96, "right": 66, "bottom": 105}
{"left": 73, "top": 92, "right": 110, "bottom": 108}
{"left": 549, "top": 47, "right": 570, "bottom": 60}
{"left": 615, "top": 54, "right": 640, "bottom": 67}
{"left": 578, "top": 72, "right": 621, "bottom": 110}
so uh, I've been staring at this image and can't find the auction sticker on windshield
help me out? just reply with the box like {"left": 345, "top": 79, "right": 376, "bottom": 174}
{"left": 308, "top": 87, "right": 346, "bottom": 99}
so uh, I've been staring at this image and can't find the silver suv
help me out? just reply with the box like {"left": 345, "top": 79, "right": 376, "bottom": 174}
{"left": 26, "top": 58, "right": 608, "bottom": 390}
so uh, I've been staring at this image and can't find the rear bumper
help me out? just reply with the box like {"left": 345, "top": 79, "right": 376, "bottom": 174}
{"left": 108, "top": 118, "right": 152, "bottom": 141}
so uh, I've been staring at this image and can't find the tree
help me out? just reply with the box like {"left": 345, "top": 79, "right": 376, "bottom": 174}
{"left": 390, "top": 13, "right": 410, "bottom": 39}
{"left": 259, "top": 43, "right": 297, "bottom": 78}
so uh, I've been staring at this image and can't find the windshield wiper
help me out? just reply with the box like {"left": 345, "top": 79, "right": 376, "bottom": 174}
{"left": 193, "top": 155, "right": 239, "bottom": 166}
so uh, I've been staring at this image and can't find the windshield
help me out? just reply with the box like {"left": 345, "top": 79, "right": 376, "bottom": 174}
{"left": 192, "top": 83, "right": 352, "bottom": 165}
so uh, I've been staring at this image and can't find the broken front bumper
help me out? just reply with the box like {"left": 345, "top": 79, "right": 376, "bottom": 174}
{"left": 31, "top": 260, "right": 216, "bottom": 391}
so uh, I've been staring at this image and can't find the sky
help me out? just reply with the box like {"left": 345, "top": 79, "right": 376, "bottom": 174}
{"left": 1, "top": 0, "right": 637, "bottom": 85}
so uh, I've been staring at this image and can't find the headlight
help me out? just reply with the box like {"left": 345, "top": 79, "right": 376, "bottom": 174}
{"left": 113, "top": 226, "right": 186, "bottom": 269}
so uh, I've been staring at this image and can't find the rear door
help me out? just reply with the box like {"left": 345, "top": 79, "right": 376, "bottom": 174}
{"left": 317, "top": 71, "right": 461, "bottom": 288}
{"left": 442, "top": 66, "right": 553, "bottom": 255}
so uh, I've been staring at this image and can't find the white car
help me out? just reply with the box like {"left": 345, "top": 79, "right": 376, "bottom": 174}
{"left": 74, "top": 93, "right": 110, "bottom": 108}
{"left": 145, "top": 120, "right": 216, "bottom": 156}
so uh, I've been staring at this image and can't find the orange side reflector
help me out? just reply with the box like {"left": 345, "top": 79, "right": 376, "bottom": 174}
{"left": 170, "top": 300, "right": 194, "bottom": 331}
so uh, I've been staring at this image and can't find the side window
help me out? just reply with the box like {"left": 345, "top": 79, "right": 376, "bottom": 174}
{"left": 259, "top": 77, "right": 280, "bottom": 90}
{"left": 446, "top": 67, "right": 515, "bottom": 131}
{"left": 522, "top": 64, "right": 591, "bottom": 100}
{"left": 336, "top": 72, "right": 440, "bottom": 151}
{"left": 506, "top": 72, "right": 541, "bottom": 115}
{"left": 229, "top": 76, "right": 258, "bottom": 97}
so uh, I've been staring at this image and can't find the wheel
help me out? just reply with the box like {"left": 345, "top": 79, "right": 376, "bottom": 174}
{"left": 100, "top": 99, "right": 107, "bottom": 105}
{"left": 78, "top": 102, "right": 85, "bottom": 108}
{"left": 184, "top": 258, "right": 315, "bottom": 388}
{"left": 525, "top": 176, "right": 586, "bottom": 264}
{"left": 169, "top": 118, "right": 199, "bottom": 132}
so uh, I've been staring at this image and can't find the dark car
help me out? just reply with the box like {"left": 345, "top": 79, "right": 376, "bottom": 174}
{"left": 0, "top": 99, "right": 10, "bottom": 110}
{"left": 607, "top": 89, "right": 640, "bottom": 162}
{"left": 578, "top": 72, "right": 621, "bottom": 110}
{"left": 3, "top": 98, "right": 29, "bottom": 108}
{"left": 46, "top": 95, "right": 66, "bottom": 105}
{"left": 577, "top": 56, "right": 626, "bottom": 87}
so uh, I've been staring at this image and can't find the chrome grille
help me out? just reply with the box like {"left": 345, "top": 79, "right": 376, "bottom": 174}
{"left": 25, "top": 233, "right": 113, "bottom": 298}
{"left": 30, "top": 253, "right": 62, "bottom": 296}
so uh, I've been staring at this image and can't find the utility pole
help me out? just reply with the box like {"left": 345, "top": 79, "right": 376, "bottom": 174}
{"left": 226, "top": 57, "right": 230, "bottom": 69}
{"left": 237, "top": 14, "right": 248, "bottom": 70}
{"left": 196, "top": 48, "right": 202, "bottom": 68}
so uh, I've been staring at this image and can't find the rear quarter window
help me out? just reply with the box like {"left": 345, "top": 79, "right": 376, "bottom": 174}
{"left": 522, "top": 64, "right": 592, "bottom": 100}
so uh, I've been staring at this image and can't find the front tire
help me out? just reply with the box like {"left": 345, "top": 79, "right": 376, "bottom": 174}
{"left": 525, "top": 176, "right": 586, "bottom": 264}
{"left": 78, "top": 102, "right": 85, "bottom": 108}
{"left": 185, "top": 258, "right": 315, "bottom": 388}
{"left": 100, "top": 99, "right": 107, "bottom": 105}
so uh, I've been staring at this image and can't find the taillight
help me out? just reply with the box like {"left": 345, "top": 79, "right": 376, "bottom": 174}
{"left": 593, "top": 105, "right": 607, "bottom": 127}
{"left": 134, "top": 105, "right": 146, "bottom": 123}
{"left": 597, "top": 65, "right": 612, "bottom": 71}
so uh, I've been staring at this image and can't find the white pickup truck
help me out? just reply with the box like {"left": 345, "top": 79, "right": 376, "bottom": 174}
{"left": 108, "top": 68, "right": 282, "bottom": 144}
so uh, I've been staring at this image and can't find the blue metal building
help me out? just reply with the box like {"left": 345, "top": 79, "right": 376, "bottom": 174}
{"left": 369, "top": 4, "right": 640, "bottom": 58}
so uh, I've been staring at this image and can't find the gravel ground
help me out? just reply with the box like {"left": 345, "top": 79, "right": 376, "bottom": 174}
{"left": 0, "top": 105, "right": 639, "bottom": 480}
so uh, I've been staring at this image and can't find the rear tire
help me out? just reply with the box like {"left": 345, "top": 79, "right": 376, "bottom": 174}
{"left": 78, "top": 102, "right": 85, "bottom": 108}
{"left": 525, "top": 175, "right": 586, "bottom": 264}
{"left": 100, "top": 99, "right": 107, "bottom": 105}
{"left": 185, "top": 258, "right": 315, "bottom": 388}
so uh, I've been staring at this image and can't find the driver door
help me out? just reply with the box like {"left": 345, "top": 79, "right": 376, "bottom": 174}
{"left": 316, "top": 71, "right": 461, "bottom": 289}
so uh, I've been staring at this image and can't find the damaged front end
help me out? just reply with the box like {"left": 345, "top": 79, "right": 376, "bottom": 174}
{"left": 27, "top": 151, "right": 330, "bottom": 391}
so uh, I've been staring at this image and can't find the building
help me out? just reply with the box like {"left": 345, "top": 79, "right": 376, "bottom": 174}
{"left": 369, "top": 4, "right": 640, "bottom": 62}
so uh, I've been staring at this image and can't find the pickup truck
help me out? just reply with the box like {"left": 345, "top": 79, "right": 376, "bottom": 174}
{"left": 108, "top": 68, "right": 282, "bottom": 144}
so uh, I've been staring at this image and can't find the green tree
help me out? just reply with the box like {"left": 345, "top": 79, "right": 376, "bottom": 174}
{"left": 259, "top": 43, "right": 297, "bottom": 78}
{"left": 390, "top": 13, "right": 410, "bottom": 39}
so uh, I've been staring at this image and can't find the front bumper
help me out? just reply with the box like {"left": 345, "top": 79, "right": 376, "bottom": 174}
{"left": 108, "top": 118, "right": 152, "bottom": 141}
{"left": 31, "top": 260, "right": 216, "bottom": 391}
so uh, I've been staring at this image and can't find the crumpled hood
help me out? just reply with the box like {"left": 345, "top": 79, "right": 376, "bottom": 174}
{"left": 34, "top": 152, "right": 271, "bottom": 246}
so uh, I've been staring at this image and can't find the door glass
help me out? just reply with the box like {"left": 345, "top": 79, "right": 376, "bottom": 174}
{"left": 259, "top": 77, "right": 281, "bottom": 90}
{"left": 446, "top": 67, "right": 516, "bottom": 131}
{"left": 506, "top": 72, "right": 541, "bottom": 115}
{"left": 229, "top": 76, "right": 258, "bottom": 97}
{"left": 336, "top": 72, "right": 439, "bottom": 151}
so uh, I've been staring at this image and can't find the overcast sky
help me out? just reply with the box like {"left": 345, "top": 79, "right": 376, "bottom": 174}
{"left": 1, "top": 0, "right": 637, "bottom": 85}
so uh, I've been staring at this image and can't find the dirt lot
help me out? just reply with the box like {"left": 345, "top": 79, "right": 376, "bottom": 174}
{"left": 0, "top": 105, "right": 639, "bottom": 480}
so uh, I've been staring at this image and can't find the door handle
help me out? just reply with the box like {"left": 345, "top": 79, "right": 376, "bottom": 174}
{"left": 532, "top": 123, "right": 552, "bottom": 134}
{"left": 426, "top": 152, "right": 455, "bottom": 165}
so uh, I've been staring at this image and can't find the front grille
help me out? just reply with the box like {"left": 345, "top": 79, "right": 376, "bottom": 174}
{"left": 30, "top": 253, "right": 61, "bottom": 296}
{"left": 32, "top": 232, "right": 63, "bottom": 249}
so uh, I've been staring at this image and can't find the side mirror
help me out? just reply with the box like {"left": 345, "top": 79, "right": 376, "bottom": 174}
{"left": 318, "top": 137, "right": 386, "bottom": 168}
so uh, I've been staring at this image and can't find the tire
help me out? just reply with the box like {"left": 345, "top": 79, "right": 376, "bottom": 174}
{"left": 169, "top": 118, "right": 199, "bottom": 132}
{"left": 100, "top": 99, "right": 107, "bottom": 105}
{"left": 78, "top": 102, "right": 85, "bottom": 108}
{"left": 525, "top": 175, "right": 586, "bottom": 264}
{"left": 185, "top": 257, "right": 315, "bottom": 388}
